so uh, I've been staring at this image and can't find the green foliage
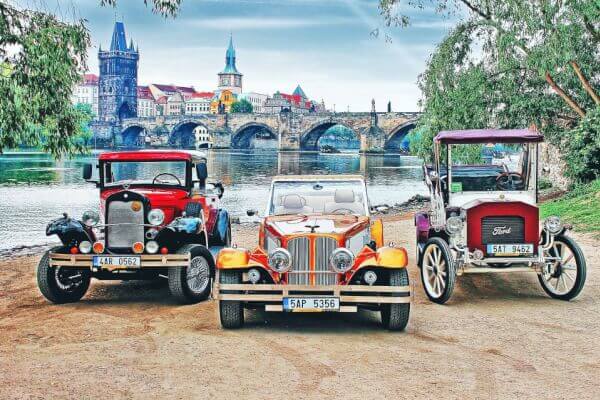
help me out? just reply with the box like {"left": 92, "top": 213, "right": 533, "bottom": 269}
{"left": 230, "top": 99, "right": 253, "bottom": 113}
{"left": 540, "top": 179, "right": 600, "bottom": 235}
{"left": 539, "top": 177, "right": 553, "bottom": 190}
{"left": 100, "top": 0, "right": 182, "bottom": 17}
{"left": 564, "top": 107, "right": 600, "bottom": 183}
{"left": 73, "top": 103, "right": 95, "bottom": 146}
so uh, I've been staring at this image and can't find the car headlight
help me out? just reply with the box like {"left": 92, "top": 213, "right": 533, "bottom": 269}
{"left": 268, "top": 248, "right": 292, "bottom": 273}
{"left": 544, "top": 215, "right": 562, "bottom": 234}
{"left": 445, "top": 216, "right": 463, "bottom": 235}
{"left": 329, "top": 248, "right": 355, "bottom": 273}
{"left": 82, "top": 210, "right": 100, "bottom": 227}
{"left": 146, "top": 240, "right": 159, "bottom": 254}
{"left": 148, "top": 209, "right": 165, "bottom": 226}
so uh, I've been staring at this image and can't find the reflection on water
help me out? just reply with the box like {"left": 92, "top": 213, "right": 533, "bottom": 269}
{"left": 0, "top": 150, "right": 425, "bottom": 251}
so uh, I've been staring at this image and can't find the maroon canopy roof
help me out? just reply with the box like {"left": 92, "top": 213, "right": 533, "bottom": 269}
{"left": 434, "top": 129, "right": 544, "bottom": 144}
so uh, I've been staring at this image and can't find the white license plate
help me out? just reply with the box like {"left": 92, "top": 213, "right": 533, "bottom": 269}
{"left": 486, "top": 244, "right": 533, "bottom": 256}
{"left": 283, "top": 297, "right": 340, "bottom": 312}
{"left": 93, "top": 256, "right": 141, "bottom": 268}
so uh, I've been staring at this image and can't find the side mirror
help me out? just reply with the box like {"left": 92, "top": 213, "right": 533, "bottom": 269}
{"left": 246, "top": 209, "right": 258, "bottom": 217}
{"left": 196, "top": 163, "right": 208, "bottom": 190}
{"left": 213, "top": 182, "right": 224, "bottom": 199}
{"left": 82, "top": 163, "right": 97, "bottom": 183}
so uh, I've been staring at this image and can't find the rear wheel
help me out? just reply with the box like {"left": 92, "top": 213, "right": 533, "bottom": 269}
{"left": 538, "top": 235, "right": 586, "bottom": 300}
{"left": 37, "top": 247, "right": 91, "bottom": 304}
{"left": 419, "top": 237, "right": 456, "bottom": 304}
{"left": 381, "top": 269, "right": 410, "bottom": 331}
{"left": 168, "top": 244, "right": 214, "bottom": 304}
{"left": 219, "top": 270, "right": 244, "bottom": 329}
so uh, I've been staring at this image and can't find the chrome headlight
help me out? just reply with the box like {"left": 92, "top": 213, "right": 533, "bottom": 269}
{"left": 82, "top": 210, "right": 100, "bottom": 227}
{"left": 544, "top": 215, "right": 562, "bottom": 234}
{"left": 79, "top": 241, "right": 92, "bottom": 254}
{"left": 148, "top": 209, "right": 165, "bottom": 226}
{"left": 146, "top": 240, "right": 159, "bottom": 254}
{"left": 445, "top": 216, "right": 463, "bottom": 235}
{"left": 268, "top": 248, "right": 292, "bottom": 273}
{"left": 329, "top": 248, "right": 355, "bottom": 273}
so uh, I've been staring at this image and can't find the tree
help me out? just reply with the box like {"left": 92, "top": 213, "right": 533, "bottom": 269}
{"left": 230, "top": 99, "right": 253, "bottom": 113}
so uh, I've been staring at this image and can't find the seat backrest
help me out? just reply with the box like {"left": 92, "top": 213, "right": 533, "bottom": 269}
{"left": 274, "top": 194, "right": 314, "bottom": 215}
{"left": 323, "top": 189, "right": 364, "bottom": 214}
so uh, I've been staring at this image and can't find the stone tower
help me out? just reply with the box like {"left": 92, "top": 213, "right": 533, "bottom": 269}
{"left": 98, "top": 21, "right": 139, "bottom": 123}
{"left": 217, "top": 35, "right": 242, "bottom": 95}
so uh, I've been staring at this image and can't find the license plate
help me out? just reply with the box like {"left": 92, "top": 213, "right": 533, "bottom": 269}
{"left": 93, "top": 256, "right": 141, "bottom": 269}
{"left": 283, "top": 297, "right": 340, "bottom": 312}
{"left": 486, "top": 244, "right": 533, "bottom": 256}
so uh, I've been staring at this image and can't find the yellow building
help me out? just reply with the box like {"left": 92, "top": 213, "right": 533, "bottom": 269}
{"left": 210, "top": 89, "right": 236, "bottom": 114}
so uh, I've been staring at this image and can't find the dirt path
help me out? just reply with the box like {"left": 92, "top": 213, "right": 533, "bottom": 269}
{"left": 1, "top": 218, "right": 599, "bottom": 399}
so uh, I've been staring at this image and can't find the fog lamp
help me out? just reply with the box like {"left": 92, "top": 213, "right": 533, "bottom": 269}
{"left": 79, "top": 241, "right": 92, "bottom": 254}
{"left": 445, "top": 216, "right": 463, "bottom": 235}
{"left": 248, "top": 268, "right": 261, "bottom": 284}
{"left": 473, "top": 249, "right": 484, "bottom": 260}
{"left": 148, "top": 209, "right": 165, "bottom": 226}
{"left": 363, "top": 270, "right": 377, "bottom": 286}
{"left": 82, "top": 210, "right": 100, "bottom": 227}
{"left": 146, "top": 240, "right": 159, "bottom": 254}
{"left": 92, "top": 241, "right": 105, "bottom": 254}
{"left": 329, "top": 248, "right": 354, "bottom": 273}
{"left": 70, "top": 246, "right": 79, "bottom": 254}
{"left": 268, "top": 248, "right": 292, "bottom": 273}
{"left": 544, "top": 216, "right": 562, "bottom": 234}
{"left": 132, "top": 241, "right": 145, "bottom": 254}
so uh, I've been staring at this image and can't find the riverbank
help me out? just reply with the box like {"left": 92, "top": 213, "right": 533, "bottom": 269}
{"left": 1, "top": 214, "right": 599, "bottom": 399}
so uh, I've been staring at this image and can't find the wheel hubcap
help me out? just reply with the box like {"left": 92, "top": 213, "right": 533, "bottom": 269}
{"left": 54, "top": 267, "right": 83, "bottom": 291}
{"left": 542, "top": 241, "right": 577, "bottom": 296}
{"left": 422, "top": 244, "right": 447, "bottom": 298}
{"left": 187, "top": 256, "right": 210, "bottom": 293}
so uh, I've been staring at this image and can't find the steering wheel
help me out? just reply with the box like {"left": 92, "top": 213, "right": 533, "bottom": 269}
{"left": 329, "top": 207, "right": 356, "bottom": 215}
{"left": 496, "top": 172, "right": 525, "bottom": 190}
{"left": 152, "top": 173, "right": 182, "bottom": 186}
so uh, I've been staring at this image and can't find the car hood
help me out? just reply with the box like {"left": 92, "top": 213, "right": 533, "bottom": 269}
{"left": 264, "top": 214, "right": 370, "bottom": 236}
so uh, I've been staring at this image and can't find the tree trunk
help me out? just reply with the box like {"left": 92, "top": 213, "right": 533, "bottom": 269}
{"left": 570, "top": 61, "right": 600, "bottom": 105}
{"left": 545, "top": 72, "right": 586, "bottom": 118}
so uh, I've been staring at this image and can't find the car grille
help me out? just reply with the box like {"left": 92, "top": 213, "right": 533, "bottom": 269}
{"left": 286, "top": 236, "right": 338, "bottom": 285}
{"left": 481, "top": 216, "right": 525, "bottom": 244}
{"left": 107, "top": 200, "right": 144, "bottom": 249}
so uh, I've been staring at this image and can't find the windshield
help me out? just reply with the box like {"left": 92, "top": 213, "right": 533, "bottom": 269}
{"left": 447, "top": 143, "right": 535, "bottom": 192}
{"left": 104, "top": 161, "right": 188, "bottom": 187}
{"left": 269, "top": 180, "right": 367, "bottom": 216}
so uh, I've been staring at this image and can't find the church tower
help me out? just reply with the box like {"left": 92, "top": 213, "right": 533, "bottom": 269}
{"left": 98, "top": 21, "right": 139, "bottom": 122}
{"left": 217, "top": 35, "right": 242, "bottom": 94}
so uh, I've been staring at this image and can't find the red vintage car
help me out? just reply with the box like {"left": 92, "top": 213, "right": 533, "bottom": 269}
{"left": 215, "top": 175, "right": 411, "bottom": 330}
{"left": 415, "top": 129, "right": 586, "bottom": 303}
{"left": 37, "top": 150, "right": 231, "bottom": 304}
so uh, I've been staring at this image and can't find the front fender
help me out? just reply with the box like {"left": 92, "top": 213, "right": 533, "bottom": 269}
{"left": 216, "top": 247, "right": 267, "bottom": 270}
{"left": 356, "top": 246, "right": 408, "bottom": 270}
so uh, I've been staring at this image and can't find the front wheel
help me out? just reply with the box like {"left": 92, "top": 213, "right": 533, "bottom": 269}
{"left": 37, "top": 247, "right": 91, "bottom": 304}
{"left": 168, "top": 244, "right": 214, "bottom": 304}
{"left": 419, "top": 237, "right": 456, "bottom": 304}
{"left": 380, "top": 269, "right": 410, "bottom": 331}
{"left": 538, "top": 235, "right": 586, "bottom": 301}
{"left": 219, "top": 270, "right": 244, "bottom": 329}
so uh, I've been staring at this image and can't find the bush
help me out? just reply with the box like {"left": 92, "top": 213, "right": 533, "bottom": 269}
{"left": 565, "top": 107, "right": 600, "bottom": 183}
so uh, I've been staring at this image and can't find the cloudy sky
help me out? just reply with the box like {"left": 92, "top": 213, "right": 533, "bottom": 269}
{"left": 17, "top": 0, "right": 458, "bottom": 111}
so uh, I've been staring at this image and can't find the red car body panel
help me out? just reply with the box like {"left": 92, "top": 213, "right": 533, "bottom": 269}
{"left": 98, "top": 151, "right": 194, "bottom": 162}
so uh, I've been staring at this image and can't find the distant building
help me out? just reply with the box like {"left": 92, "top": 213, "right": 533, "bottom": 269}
{"left": 264, "top": 85, "right": 314, "bottom": 114}
{"left": 186, "top": 92, "right": 213, "bottom": 115}
{"left": 98, "top": 21, "right": 139, "bottom": 122}
{"left": 148, "top": 83, "right": 196, "bottom": 101}
{"left": 194, "top": 126, "right": 213, "bottom": 148}
{"left": 165, "top": 91, "right": 185, "bottom": 116}
{"left": 137, "top": 86, "right": 156, "bottom": 117}
{"left": 238, "top": 92, "right": 268, "bottom": 113}
{"left": 217, "top": 35, "right": 242, "bottom": 95}
{"left": 72, "top": 74, "right": 99, "bottom": 116}
{"left": 210, "top": 89, "right": 236, "bottom": 114}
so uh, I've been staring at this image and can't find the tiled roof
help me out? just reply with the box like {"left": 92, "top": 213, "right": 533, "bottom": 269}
{"left": 192, "top": 91, "right": 214, "bottom": 98}
{"left": 152, "top": 84, "right": 196, "bottom": 93}
{"left": 137, "top": 85, "right": 154, "bottom": 100}
{"left": 83, "top": 74, "right": 99, "bottom": 85}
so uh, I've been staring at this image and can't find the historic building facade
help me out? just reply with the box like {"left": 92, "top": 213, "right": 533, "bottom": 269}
{"left": 71, "top": 74, "right": 99, "bottom": 116}
{"left": 217, "top": 35, "right": 243, "bottom": 95}
{"left": 98, "top": 21, "right": 139, "bottom": 123}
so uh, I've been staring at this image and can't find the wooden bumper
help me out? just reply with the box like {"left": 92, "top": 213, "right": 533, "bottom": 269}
{"left": 215, "top": 283, "right": 411, "bottom": 304}
{"left": 48, "top": 252, "right": 190, "bottom": 270}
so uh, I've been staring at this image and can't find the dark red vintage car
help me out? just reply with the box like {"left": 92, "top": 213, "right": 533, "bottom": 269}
{"left": 37, "top": 150, "right": 231, "bottom": 304}
{"left": 415, "top": 129, "right": 586, "bottom": 304}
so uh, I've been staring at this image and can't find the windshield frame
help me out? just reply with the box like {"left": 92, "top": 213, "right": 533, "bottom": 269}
{"left": 266, "top": 178, "right": 370, "bottom": 217}
{"left": 99, "top": 159, "right": 193, "bottom": 190}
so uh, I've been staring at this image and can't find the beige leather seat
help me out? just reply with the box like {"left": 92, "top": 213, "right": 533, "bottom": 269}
{"left": 323, "top": 189, "right": 364, "bottom": 214}
{"left": 274, "top": 194, "right": 314, "bottom": 215}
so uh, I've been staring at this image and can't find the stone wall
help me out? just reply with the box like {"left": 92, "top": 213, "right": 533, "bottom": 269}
{"left": 539, "top": 141, "right": 571, "bottom": 190}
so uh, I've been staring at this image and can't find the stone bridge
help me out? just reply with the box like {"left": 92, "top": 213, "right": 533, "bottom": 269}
{"left": 111, "top": 110, "right": 420, "bottom": 153}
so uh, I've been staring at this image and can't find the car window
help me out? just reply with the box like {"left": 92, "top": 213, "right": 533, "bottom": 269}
{"left": 104, "top": 161, "right": 187, "bottom": 187}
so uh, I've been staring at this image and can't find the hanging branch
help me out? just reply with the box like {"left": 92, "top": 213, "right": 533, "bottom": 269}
{"left": 570, "top": 61, "right": 600, "bottom": 105}
{"left": 545, "top": 72, "right": 586, "bottom": 118}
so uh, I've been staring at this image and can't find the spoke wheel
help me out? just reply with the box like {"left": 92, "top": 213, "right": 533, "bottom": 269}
{"left": 168, "top": 244, "right": 215, "bottom": 304}
{"left": 538, "top": 235, "right": 586, "bottom": 301}
{"left": 187, "top": 255, "right": 210, "bottom": 294}
{"left": 419, "top": 237, "right": 456, "bottom": 304}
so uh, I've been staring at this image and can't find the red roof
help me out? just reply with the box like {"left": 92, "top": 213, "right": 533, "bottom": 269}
{"left": 152, "top": 84, "right": 195, "bottom": 94}
{"left": 192, "top": 91, "right": 214, "bottom": 99}
{"left": 99, "top": 150, "right": 204, "bottom": 162}
{"left": 280, "top": 93, "right": 305, "bottom": 106}
{"left": 83, "top": 74, "right": 98, "bottom": 85}
{"left": 155, "top": 95, "right": 168, "bottom": 104}
{"left": 137, "top": 86, "right": 154, "bottom": 100}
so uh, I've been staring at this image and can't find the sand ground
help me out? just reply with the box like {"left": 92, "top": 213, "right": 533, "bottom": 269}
{"left": 1, "top": 216, "right": 598, "bottom": 399}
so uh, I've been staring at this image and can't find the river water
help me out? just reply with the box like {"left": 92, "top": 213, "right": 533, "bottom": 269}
{"left": 0, "top": 150, "right": 426, "bottom": 252}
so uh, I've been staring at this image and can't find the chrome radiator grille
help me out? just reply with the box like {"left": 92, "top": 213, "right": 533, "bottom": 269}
{"left": 107, "top": 200, "right": 144, "bottom": 248}
{"left": 286, "top": 236, "right": 339, "bottom": 285}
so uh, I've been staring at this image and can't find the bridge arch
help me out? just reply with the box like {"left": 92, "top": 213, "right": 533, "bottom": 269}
{"left": 300, "top": 120, "right": 360, "bottom": 151}
{"left": 385, "top": 121, "right": 417, "bottom": 153}
{"left": 231, "top": 122, "right": 277, "bottom": 149}
{"left": 169, "top": 119, "right": 211, "bottom": 149}
{"left": 120, "top": 124, "right": 147, "bottom": 148}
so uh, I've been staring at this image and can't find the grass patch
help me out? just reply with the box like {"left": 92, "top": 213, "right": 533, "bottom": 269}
{"left": 540, "top": 179, "right": 600, "bottom": 236}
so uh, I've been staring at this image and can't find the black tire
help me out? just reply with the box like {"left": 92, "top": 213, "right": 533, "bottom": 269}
{"left": 381, "top": 269, "right": 410, "bottom": 331}
{"left": 538, "top": 235, "right": 586, "bottom": 301}
{"left": 219, "top": 270, "right": 244, "bottom": 329}
{"left": 37, "top": 246, "right": 91, "bottom": 304}
{"left": 185, "top": 201, "right": 203, "bottom": 218}
{"left": 210, "top": 215, "right": 232, "bottom": 247}
{"left": 168, "top": 244, "right": 214, "bottom": 304}
{"left": 419, "top": 237, "right": 456, "bottom": 304}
